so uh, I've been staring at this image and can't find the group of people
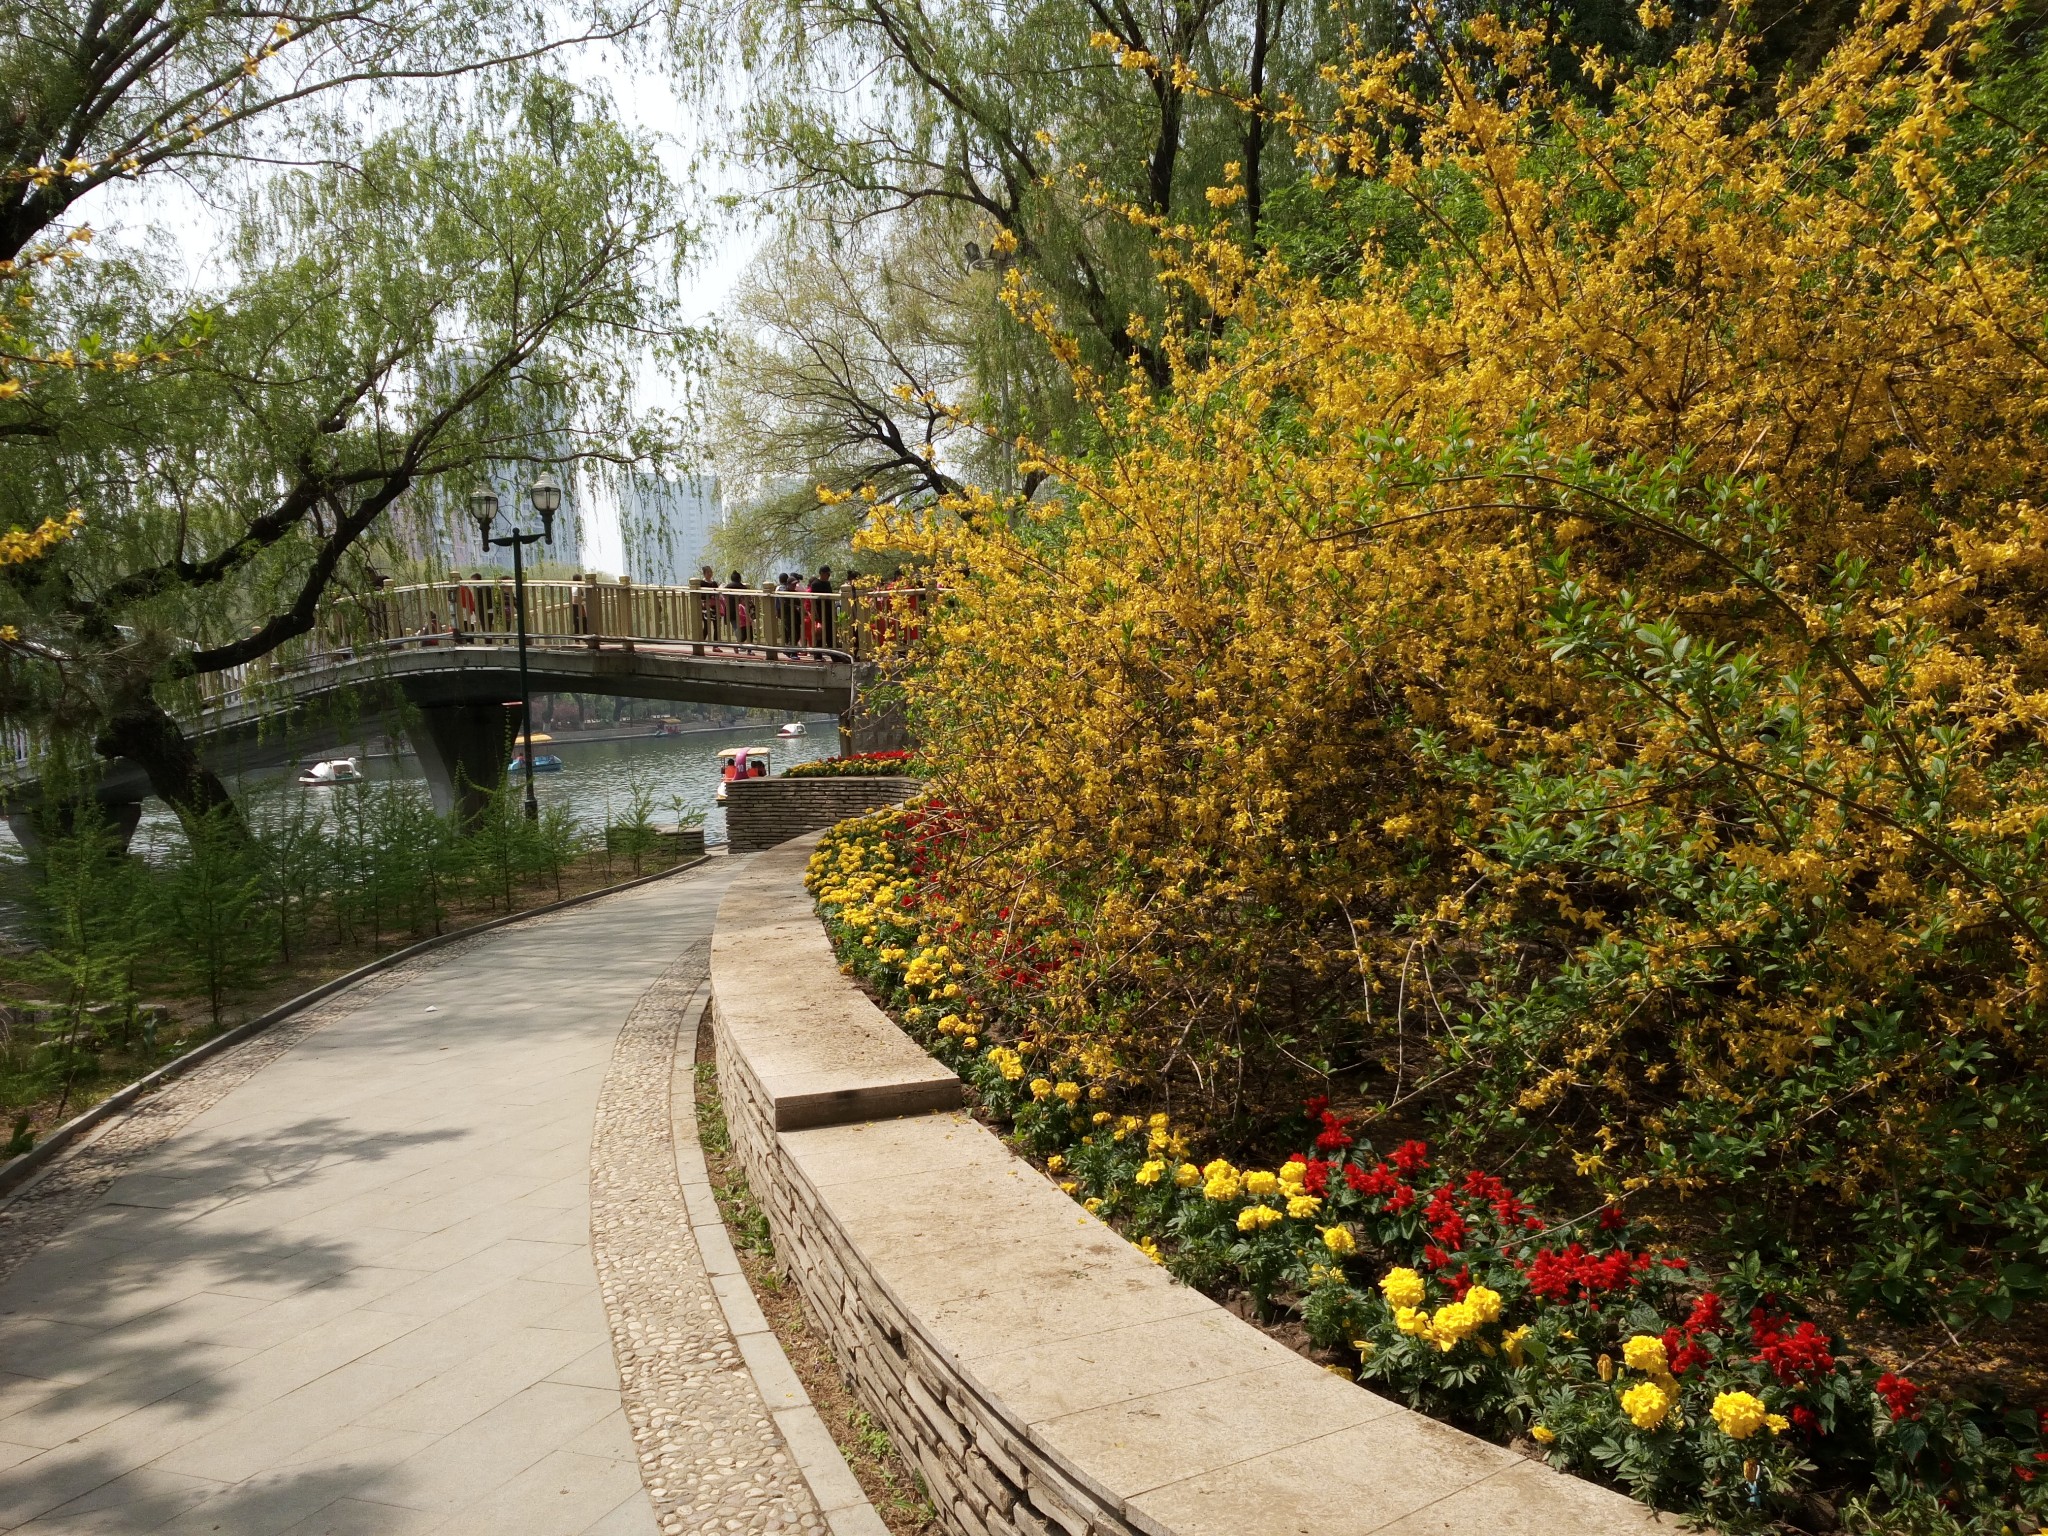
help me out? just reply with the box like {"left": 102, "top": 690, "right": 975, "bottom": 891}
{"left": 697, "top": 565, "right": 839, "bottom": 657}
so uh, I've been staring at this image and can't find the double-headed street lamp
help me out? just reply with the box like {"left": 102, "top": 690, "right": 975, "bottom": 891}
{"left": 470, "top": 472, "right": 562, "bottom": 822}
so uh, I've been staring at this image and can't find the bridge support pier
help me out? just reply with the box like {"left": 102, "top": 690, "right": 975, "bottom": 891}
{"left": 6, "top": 798, "right": 145, "bottom": 857}
{"left": 408, "top": 702, "right": 511, "bottom": 824}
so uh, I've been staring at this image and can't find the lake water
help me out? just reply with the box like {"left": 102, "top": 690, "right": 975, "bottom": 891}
{"left": 0, "top": 716, "right": 842, "bottom": 936}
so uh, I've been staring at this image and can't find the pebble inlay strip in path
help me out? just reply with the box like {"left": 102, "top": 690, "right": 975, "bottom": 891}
{"left": 590, "top": 950, "right": 829, "bottom": 1536}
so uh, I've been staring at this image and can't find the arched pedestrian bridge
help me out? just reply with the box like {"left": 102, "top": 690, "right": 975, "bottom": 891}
{"left": 2, "top": 577, "right": 929, "bottom": 834}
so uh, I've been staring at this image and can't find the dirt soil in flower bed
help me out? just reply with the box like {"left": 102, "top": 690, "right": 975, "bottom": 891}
{"left": 1, "top": 847, "right": 695, "bottom": 1154}
{"left": 690, "top": 1016, "right": 939, "bottom": 1535}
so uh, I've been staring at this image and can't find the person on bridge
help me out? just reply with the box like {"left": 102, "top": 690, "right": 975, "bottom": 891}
{"left": 775, "top": 573, "right": 801, "bottom": 658}
{"left": 698, "top": 564, "right": 727, "bottom": 646}
{"left": 807, "top": 566, "right": 837, "bottom": 658}
{"left": 727, "top": 571, "right": 752, "bottom": 646}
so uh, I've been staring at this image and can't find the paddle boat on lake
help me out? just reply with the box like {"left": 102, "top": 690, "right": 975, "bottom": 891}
{"left": 509, "top": 731, "right": 565, "bottom": 774}
{"left": 715, "top": 745, "right": 772, "bottom": 802}
{"left": 297, "top": 757, "right": 365, "bottom": 786}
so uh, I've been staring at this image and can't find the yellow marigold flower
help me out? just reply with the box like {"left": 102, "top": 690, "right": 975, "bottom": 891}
{"left": 1046, "top": 1154, "right": 1064, "bottom": 1172}
{"left": 1620, "top": 1379, "right": 1674, "bottom": 1431}
{"left": 1135, "top": 1159, "right": 1165, "bottom": 1185}
{"left": 1138, "top": 1236, "right": 1164, "bottom": 1264}
{"left": 1379, "top": 1267, "right": 1426, "bottom": 1310}
{"left": 1286, "top": 1194, "right": 1322, "bottom": 1219}
{"left": 1597, "top": 1354, "right": 1615, "bottom": 1383}
{"left": 1053, "top": 1081, "right": 1081, "bottom": 1104}
{"left": 1321, "top": 1225, "right": 1356, "bottom": 1256}
{"left": 1174, "top": 1161, "right": 1201, "bottom": 1187}
{"left": 1530, "top": 1424, "right": 1557, "bottom": 1446}
{"left": 1092, "top": 1110, "right": 1112, "bottom": 1126}
{"left": 986, "top": 1046, "right": 1024, "bottom": 1081}
{"left": 1393, "top": 1305, "right": 1430, "bottom": 1336}
{"left": 1429, "top": 1300, "right": 1480, "bottom": 1349}
{"left": 1766, "top": 1414, "right": 1789, "bottom": 1433}
{"left": 1202, "top": 1174, "right": 1240, "bottom": 1202}
{"left": 1278, "top": 1159, "right": 1308, "bottom": 1189}
{"left": 1243, "top": 1169, "right": 1279, "bottom": 1197}
{"left": 1465, "top": 1285, "right": 1503, "bottom": 1324}
{"left": 1059, "top": 1180, "right": 1078, "bottom": 1194}
{"left": 1030, "top": 1078, "right": 1052, "bottom": 1100}
{"left": 1148, "top": 1112, "right": 1169, "bottom": 1130}
{"left": 1622, "top": 1334, "right": 1668, "bottom": 1375}
{"left": 1502, "top": 1324, "right": 1532, "bottom": 1368}
{"left": 1237, "top": 1203, "right": 1282, "bottom": 1232}
{"left": 1084, "top": 1197, "right": 1102, "bottom": 1213}
{"left": 1711, "top": 1390, "right": 1769, "bottom": 1440}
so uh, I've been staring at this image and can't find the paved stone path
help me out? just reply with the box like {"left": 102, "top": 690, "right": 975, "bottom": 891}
{"left": 0, "top": 862, "right": 857, "bottom": 1536}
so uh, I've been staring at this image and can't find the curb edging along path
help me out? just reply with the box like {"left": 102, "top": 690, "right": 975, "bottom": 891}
{"left": 0, "top": 854, "right": 709, "bottom": 1284}
{"left": 709, "top": 835, "right": 1674, "bottom": 1536}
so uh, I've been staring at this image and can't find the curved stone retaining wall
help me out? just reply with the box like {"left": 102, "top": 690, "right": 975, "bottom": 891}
{"left": 724, "top": 775, "right": 921, "bottom": 852}
{"left": 710, "top": 835, "right": 1668, "bottom": 1536}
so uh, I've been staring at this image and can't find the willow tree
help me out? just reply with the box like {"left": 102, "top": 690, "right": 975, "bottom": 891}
{"left": 0, "top": 4, "right": 693, "bottom": 827}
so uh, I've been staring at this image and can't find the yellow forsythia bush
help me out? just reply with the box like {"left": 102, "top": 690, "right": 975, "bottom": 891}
{"left": 865, "top": 0, "right": 2048, "bottom": 1323}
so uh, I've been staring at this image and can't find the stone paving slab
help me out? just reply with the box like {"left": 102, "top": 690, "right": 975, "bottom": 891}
{"left": 710, "top": 838, "right": 959, "bottom": 1131}
{"left": 0, "top": 862, "right": 882, "bottom": 1536}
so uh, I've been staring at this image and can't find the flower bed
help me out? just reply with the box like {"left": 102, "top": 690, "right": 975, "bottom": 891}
{"left": 810, "top": 805, "right": 2048, "bottom": 1536}
{"left": 781, "top": 750, "right": 918, "bottom": 779}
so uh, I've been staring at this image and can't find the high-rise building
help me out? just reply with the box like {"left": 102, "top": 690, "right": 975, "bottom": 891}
{"left": 379, "top": 469, "right": 719, "bottom": 586}
{"left": 614, "top": 473, "right": 722, "bottom": 584}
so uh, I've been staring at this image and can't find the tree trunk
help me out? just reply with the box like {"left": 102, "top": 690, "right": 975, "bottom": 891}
{"left": 95, "top": 694, "right": 245, "bottom": 840}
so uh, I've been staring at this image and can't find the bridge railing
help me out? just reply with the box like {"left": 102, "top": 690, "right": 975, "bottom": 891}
{"left": 331, "top": 578, "right": 933, "bottom": 658}
{"left": 183, "top": 579, "right": 937, "bottom": 715}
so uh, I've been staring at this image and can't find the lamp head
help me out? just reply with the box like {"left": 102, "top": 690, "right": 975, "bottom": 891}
{"left": 529, "top": 472, "right": 562, "bottom": 543}
{"left": 468, "top": 487, "right": 499, "bottom": 546}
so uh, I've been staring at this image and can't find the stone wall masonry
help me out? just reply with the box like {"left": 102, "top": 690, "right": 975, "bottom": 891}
{"left": 710, "top": 835, "right": 1673, "bottom": 1536}
{"left": 723, "top": 775, "right": 921, "bottom": 853}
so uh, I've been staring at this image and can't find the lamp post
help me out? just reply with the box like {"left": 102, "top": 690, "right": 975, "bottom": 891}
{"left": 471, "top": 472, "right": 561, "bottom": 821}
